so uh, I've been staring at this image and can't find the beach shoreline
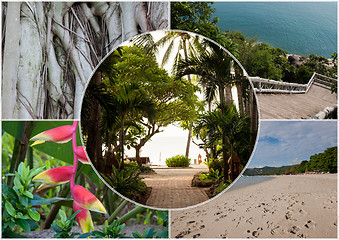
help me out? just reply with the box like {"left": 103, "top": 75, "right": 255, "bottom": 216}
{"left": 171, "top": 174, "right": 337, "bottom": 238}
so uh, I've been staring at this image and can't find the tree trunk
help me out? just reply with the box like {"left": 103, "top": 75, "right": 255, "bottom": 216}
{"left": 2, "top": 2, "right": 169, "bottom": 119}
{"left": 86, "top": 71, "right": 103, "bottom": 172}
{"left": 135, "top": 146, "right": 142, "bottom": 167}
{"left": 2, "top": 2, "right": 21, "bottom": 119}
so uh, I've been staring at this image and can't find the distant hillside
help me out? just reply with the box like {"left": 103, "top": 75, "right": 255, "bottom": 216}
{"left": 244, "top": 146, "right": 337, "bottom": 176}
{"left": 243, "top": 165, "right": 296, "bottom": 176}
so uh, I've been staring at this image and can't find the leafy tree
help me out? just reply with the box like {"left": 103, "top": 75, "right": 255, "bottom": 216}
{"left": 82, "top": 46, "right": 201, "bottom": 171}
{"left": 171, "top": 2, "right": 239, "bottom": 56}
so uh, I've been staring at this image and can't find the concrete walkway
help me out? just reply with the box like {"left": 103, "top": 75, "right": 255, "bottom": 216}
{"left": 141, "top": 164, "right": 209, "bottom": 209}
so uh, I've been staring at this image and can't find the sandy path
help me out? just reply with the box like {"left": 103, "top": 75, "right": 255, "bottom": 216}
{"left": 141, "top": 165, "right": 209, "bottom": 209}
{"left": 171, "top": 174, "right": 337, "bottom": 238}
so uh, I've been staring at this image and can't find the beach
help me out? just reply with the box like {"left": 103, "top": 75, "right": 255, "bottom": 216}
{"left": 171, "top": 174, "right": 337, "bottom": 238}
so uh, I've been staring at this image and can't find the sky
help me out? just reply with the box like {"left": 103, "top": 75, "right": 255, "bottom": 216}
{"left": 247, "top": 120, "right": 337, "bottom": 168}
{"left": 125, "top": 125, "right": 206, "bottom": 165}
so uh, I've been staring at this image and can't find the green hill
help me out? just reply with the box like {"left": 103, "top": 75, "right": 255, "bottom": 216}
{"left": 245, "top": 146, "right": 337, "bottom": 176}
{"left": 243, "top": 165, "right": 296, "bottom": 176}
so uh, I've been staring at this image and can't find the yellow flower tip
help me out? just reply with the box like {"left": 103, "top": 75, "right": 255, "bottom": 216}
{"left": 30, "top": 139, "right": 46, "bottom": 147}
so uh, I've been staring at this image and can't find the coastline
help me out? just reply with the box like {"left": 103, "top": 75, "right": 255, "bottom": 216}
{"left": 171, "top": 174, "right": 337, "bottom": 238}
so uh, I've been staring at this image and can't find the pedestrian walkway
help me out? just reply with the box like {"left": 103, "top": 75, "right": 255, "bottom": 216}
{"left": 141, "top": 165, "right": 209, "bottom": 209}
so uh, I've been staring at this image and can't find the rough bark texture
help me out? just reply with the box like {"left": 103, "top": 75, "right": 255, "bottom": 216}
{"left": 2, "top": 2, "right": 169, "bottom": 119}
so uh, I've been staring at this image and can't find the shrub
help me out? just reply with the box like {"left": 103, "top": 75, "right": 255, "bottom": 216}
{"left": 101, "top": 165, "right": 147, "bottom": 200}
{"left": 165, "top": 155, "right": 190, "bottom": 167}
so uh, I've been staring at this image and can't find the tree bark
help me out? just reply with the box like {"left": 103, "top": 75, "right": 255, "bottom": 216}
{"left": 2, "top": 2, "right": 169, "bottom": 120}
{"left": 2, "top": 2, "right": 21, "bottom": 119}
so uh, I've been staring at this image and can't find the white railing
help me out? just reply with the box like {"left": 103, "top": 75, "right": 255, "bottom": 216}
{"left": 250, "top": 72, "right": 337, "bottom": 94}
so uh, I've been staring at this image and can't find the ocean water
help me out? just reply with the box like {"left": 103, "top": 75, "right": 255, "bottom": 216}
{"left": 228, "top": 175, "right": 275, "bottom": 191}
{"left": 214, "top": 2, "right": 337, "bottom": 58}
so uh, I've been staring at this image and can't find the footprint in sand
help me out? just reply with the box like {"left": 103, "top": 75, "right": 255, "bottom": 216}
{"left": 219, "top": 230, "right": 228, "bottom": 238}
{"left": 304, "top": 220, "right": 316, "bottom": 228}
{"left": 192, "top": 233, "right": 200, "bottom": 238}
{"left": 289, "top": 225, "right": 301, "bottom": 234}
{"left": 298, "top": 209, "right": 307, "bottom": 215}
{"left": 285, "top": 211, "right": 296, "bottom": 221}
{"left": 246, "top": 217, "right": 255, "bottom": 224}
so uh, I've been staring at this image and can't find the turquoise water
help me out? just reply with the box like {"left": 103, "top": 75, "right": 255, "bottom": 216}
{"left": 214, "top": 2, "right": 337, "bottom": 58}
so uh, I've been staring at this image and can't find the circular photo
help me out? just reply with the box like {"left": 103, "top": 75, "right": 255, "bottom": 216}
{"left": 80, "top": 30, "right": 258, "bottom": 209}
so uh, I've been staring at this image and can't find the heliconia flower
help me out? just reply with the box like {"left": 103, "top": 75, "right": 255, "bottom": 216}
{"left": 72, "top": 185, "right": 107, "bottom": 214}
{"left": 33, "top": 166, "right": 73, "bottom": 191}
{"left": 73, "top": 202, "right": 94, "bottom": 233}
{"left": 74, "top": 146, "right": 90, "bottom": 164}
{"left": 30, "top": 125, "right": 76, "bottom": 146}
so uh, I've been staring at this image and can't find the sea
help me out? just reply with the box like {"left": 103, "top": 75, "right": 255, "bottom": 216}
{"left": 227, "top": 175, "right": 275, "bottom": 191}
{"left": 213, "top": 2, "right": 337, "bottom": 58}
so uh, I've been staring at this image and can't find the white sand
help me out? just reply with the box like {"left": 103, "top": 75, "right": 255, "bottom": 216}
{"left": 171, "top": 174, "right": 337, "bottom": 238}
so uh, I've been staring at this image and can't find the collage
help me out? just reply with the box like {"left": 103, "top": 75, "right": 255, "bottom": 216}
{"left": 1, "top": 1, "right": 337, "bottom": 239}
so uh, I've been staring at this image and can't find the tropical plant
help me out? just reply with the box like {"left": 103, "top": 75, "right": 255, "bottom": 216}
{"left": 175, "top": 42, "right": 237, "bottom": 181}
{"left": 51, "top": 209, "right": 82, "bottom": 238}
{"left": 194, "top": 105, "right": 250, "bottom": 181}
{"left": 101, "top": 165, "right": 148, "bottom": 201}
{"left": 165, "top": 155, "right": 191, "bottom": 167}
{"left": 30, "top": 121, "right": 106, "bottom": 233}
{"left": 2, "top": 162, "right": 43, "bottom": 237}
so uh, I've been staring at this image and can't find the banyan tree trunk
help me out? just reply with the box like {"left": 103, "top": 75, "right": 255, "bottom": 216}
{"left": 2, "top": 2, "right": 169, "bottom": 119}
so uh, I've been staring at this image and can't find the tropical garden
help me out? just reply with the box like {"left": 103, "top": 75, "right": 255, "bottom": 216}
{"left": 1, "top": 121, "right": 168, "bottom": 238}
{"left": 80, "top": 30, "right": 258, "bottom": 202}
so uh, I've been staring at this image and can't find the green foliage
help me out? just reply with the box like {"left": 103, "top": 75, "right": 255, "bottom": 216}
{"left": 245, "top": 147, "right": 337, "bottom": 175}
{"left": 132, "top": 227, "right": 157, "bottom": 238}
{"left": 51, "top": 209, "right": 81, "bottom": 238}
{"left": 165, "top": 155, "right": 191, "bottom": 167}
{"left": 84, "top": 220, "right": 126, "bottom": 238}
{"left": 170, "top": 2, "right": 238, "bottom": 55}
{"left": 198, "top": 168, "right": 224, "bottom": 183}
{"left": 101, "top": 165, "right": 147, "bottom": 200}
{"left": 2, "top": 162, "right": 43, "bottom": 236}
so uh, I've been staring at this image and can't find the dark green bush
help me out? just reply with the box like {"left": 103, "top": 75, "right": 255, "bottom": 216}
{"left": 101, "top": 165, "right": 147, "bottom": 200}
{"left": 165, "top": 155, "right": 190, "bottom": 167}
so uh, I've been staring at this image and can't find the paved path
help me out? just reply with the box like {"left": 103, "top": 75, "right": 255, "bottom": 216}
{"left": 256, "top": 82, "right": 337, "bottom": 119}
{"left": 141, "top": 165, "right": 209, "bottom": 209}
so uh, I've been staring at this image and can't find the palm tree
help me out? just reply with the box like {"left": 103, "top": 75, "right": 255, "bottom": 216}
{"left": 134, "top": 31, "right": 202, "bottom": 158}
{"left": 175, "top": 41, "right": 237, "bottom": 181}
{"left": 113, "top": 82, "right": 156, "bottom": 169}
{"left": 194, "top": 104, "right": 249, "bottom": 181}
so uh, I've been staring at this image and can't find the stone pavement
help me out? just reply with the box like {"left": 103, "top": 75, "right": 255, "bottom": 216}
{"left": 141, "top": 165, "right": 209, "bottom": 209}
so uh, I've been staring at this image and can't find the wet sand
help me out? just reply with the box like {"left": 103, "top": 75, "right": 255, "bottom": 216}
{"left": 171, "top": 174, "right": 337, "bottom": 238}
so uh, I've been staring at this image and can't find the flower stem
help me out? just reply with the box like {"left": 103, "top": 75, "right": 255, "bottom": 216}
{"left": 71, "top": 121, "right": 79, "bottom": 189}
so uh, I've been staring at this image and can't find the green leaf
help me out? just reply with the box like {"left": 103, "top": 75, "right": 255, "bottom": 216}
{"left": 27, "top": 219, "right": 40, "bottom": 231}
{"left": 27, "top": 167, "right": 45, "bottom": 179}
{"left": 2, "top": 230, "right": 28, "bottom": 238}
{"left": 29, "top": 195, "right": 73, "bottom": 207}
{"left": 15, "top": 218, "right": 31, "bottom": 233}
{"left": 78, "top": 232, "right": 92, "bottom": 238}
{"left": 68, "top": 210, "right": 82, "bottom": 222}
{"left": 13, "top": 177, "right": 23, "bottom": 191}
{"left": 19, "top": 195, "right": 29, "bottom": 207}
{"left": 132, "top": 231, "right": 143, "bottom": 238}
{"left": 58, "top": 209, "right": 67, "bottom": 222}
{"left": 2, "top": 184, "right": 19, "bottom": 202}
{"left": 5, "top": 200, "right": 16, "bottom": 217}
{"left": 23, "top": 191, "right": 33, "bottom": 199}
{"left": 3, "top": 121, "right": 80, "bottom": 165}
{"left": 51, "top": 223, "right": 61, "bottom": 232}
{"left": 156, "top": 226, "right": 168, "bottom": 238}
{"left": 28, "top": 209, "right": 40, "bottom": 221}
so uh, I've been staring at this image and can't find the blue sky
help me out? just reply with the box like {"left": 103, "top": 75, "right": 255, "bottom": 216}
{"left": 247, "top": 120, "right": 337, "bottom": 168}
